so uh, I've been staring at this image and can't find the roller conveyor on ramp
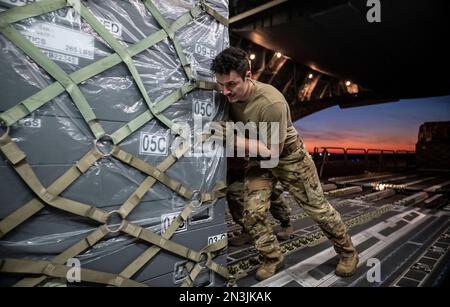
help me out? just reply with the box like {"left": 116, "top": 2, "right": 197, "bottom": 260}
{"left": 227, "top": 170, "right": 450, "bottom": 287}
{"left": 251, "top": 209, "right": 449, "bottom": 287}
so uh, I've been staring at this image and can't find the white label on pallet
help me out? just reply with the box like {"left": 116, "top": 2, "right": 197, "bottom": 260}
{"left": 207, "top": 233, "right": 227, "bottom": 245}
{"left": 194, "top": 43, "right": 216, "bottom": 59}
{"left": 42, "top": 50, "right": 79, "bottom": 65}
{"left": 96, "top": 17, "right": 122, "bottom": 38}
{"left": 17, "top": 118, "right": 41, "bottom": 128}
{"left": 19, "top": 21, "right": 94, "bottom": 60}
{"left": 192, "top": 99, "right": 214, "bottom": 119}
{"left": 139, "top": 132, "right": 168, "bottom": 156}
{"left": 161, "top": 212, "right": 187, "bottom": 234}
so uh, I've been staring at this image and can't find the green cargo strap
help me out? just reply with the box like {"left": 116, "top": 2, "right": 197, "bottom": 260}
{"left": 14, "top": 225, "right": 110, "bottom": 287}
{"left": 1, "top": 26, "right": 105, "bottom": 139}
{"left": 111, "top": 146, "right": 194, "bottom": 200}
{"left": 76, "top": 2, "right": 172, "bottom": 131}
{"left": 120, "top": 201, "right": 197, "bottom": 278}
{"left": 150, "top": 82, "right": 196, "bottom": 115}
{"left": 110, "top": 110, "right": 153, "bottom": 144}
{"left": 0, "top": 26, "right": 164, "bottom": 127}
{"left": 0, "top": 148, "right": 102, "bottom": 238}
{"left": 157, "top": 113, "right": 190, "bottom": 140}
{"left": 0, "top": 5, "right": 199, "bottom": 130}
{"left": 0, "top": 3, "right": 218, "bottom": 142}
{"left": 199, "top": 1, "right": 229, "bottom": 26}
{"left": 170, "top": 5, "right": 203, "bottom": 33}
{"left": 121, "top": 220, "right": 203, "bottom": 263}
{"left": 110, "top": 79, "right": 214, "bottom": 143}
{"left": 0, "top": 258, "right": 146, "bottom": 287}
{"left": 0, "top": 25, "right": 102, "bottom": 135}
{"left": 0, "top": 83, "right": 63, "bottom": 126}
{"left": 119, "top": 139, "right": 195, "bottom": 218}
{"left": 196, "top": 80, "right": 220, "bottom": 91}
{"left": 0, "top": 0, "right": 66, "bottom": 29}
{"left": 142, "top": 0, "right": 192, "bottom": 79}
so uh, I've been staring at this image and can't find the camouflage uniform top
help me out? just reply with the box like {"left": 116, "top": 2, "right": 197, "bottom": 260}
{"left": 229, "top": 79, "right": 298, "bottom": 153}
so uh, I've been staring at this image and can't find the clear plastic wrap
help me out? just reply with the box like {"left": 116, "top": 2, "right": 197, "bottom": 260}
{"left": 0, "top": 0, "right": 229, "bottom": 286}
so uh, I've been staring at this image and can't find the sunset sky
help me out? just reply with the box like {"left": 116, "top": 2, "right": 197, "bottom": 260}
{"left": 295, "top": 95, "right": 450, "bottom": 153}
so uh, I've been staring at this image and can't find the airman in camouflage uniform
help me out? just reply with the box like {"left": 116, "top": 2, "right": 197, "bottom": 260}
{"left": 212, "top": 47, "right": 358, "bottom": 281}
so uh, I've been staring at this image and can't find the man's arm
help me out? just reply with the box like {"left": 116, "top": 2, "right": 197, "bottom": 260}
{"left": 234, "top": 134, "right": 284, "bottom": 159}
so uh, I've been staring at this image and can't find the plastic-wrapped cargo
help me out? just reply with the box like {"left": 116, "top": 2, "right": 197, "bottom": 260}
{"left": 0, "top": 0, "right": 229, "bottom": 287}
{"left": 416, "top": 121, "right": 450, "bottom": 170}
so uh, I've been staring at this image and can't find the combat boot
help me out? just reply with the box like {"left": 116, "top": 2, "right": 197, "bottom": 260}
{"left": 332, "top": 234, "right": 359, "bottom": 277}
{"left": 276, "top": 225, "right": 293, "bottom": 241}
{"left": 228, "top": 232, "right": 252, "bottom": 247}
{"left": 336, "top": 253, "right": 359, "bottom": 277}
{"left": 256, "top": 253, "right": 284, "bottom": 281}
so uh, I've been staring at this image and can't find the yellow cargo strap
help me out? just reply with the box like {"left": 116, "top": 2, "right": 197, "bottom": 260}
{"left": 0, "top": 132, "right": 228, "bottom": 285}
{"left": 13, "top": 137, "right": 212, "bottom": 287}
{"left": 112, "top": 146, "right": 195, "bottom": 199}
{"left": 0, "top": 135, "right": 109, "bottom": 223}
{"left": 0, "top": 148, "right": 102, "bottom": 238}
{"left": 181, "top": 237, "right": 228, "bottom": 287}
{"left": 14, "top": 225, "right": 110, "bottom": 287}
{"left": 0, "top": 258, "right": 146, "bottom": 287}
{"left": 119, "top": 181, "right": 227, "bottom": 280}
{"left": 14, "top": 140, "right": 191, "bottom": 286}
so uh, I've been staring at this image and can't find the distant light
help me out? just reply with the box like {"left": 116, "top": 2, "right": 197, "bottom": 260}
{"left": 308, "top": 73, "right": 313, "bottom": 79}
{"left": 376, "top": 184, "right": 386, "bottom": 191}
{"left": 249, "top": 53, "right": 256, "bottom": 60}
{"left": 276, "top": 52, "right": 282, "bottom": 58}
{"left": 345, "top": 81, "right": 352, "bottom": 86}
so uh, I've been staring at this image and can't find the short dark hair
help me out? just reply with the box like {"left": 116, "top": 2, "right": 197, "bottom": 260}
{"left": 210, "top": 47, "right": 250, "bottom": 79}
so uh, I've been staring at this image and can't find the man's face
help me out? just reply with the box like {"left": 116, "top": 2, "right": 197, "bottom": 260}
{"left": 216, "top": 70, "right": 249, "bottom": 103}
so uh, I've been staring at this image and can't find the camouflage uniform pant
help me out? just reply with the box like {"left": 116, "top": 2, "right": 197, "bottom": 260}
{"left": 243, "top": 141, "right": 349, "bottom": 261}
{"left": 227, "top": 178, "right": 291, "bottom": 230}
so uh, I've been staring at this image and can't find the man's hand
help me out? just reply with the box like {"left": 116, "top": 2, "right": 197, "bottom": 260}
{"left": 208, "top": 121, "right": 227, "bottom": 144}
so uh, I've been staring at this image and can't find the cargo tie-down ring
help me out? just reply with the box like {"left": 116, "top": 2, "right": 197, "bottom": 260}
{"left": 94, "top": 134, "right": 115, "bottom": 158}
{"left": 106, "top": 209, "right": 125, "bottom": 234}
